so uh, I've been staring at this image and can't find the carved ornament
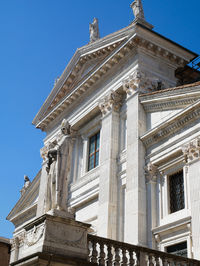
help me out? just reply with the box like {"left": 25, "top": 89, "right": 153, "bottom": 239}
{"left": 182, "top": 138, "right": 200, "bottom": 164}
{"left": 123, "top": 70, "right": 169, "bottom": 97}
{"left": 145, "top": 163, "right": 158, "bottom": 183}
{"left": 99, "top": 91, "right": 123, "bottom": 115}
{"left": 25, "top": 224, "right": 45, "bottom": 247}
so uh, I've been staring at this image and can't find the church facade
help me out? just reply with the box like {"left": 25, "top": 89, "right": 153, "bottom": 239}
{"left": 7, "top": 0, "right": 200, "bottom": 263}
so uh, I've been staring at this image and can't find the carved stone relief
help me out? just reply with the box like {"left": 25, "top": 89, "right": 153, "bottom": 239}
{"left": 99, "top": 91, "right": 123, "bottom": 115}
{"left": 182, "top": 138, "right": 200, "bottom": 164}
{"left": 123, "top": 69, "right": 169, "bottom": 97}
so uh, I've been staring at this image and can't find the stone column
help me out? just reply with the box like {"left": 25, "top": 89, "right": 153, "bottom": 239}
{"left": 97, "top": 91, "right": 122, "bottom": 240}
{"left": 182, "top": 139, "right": 200, "bottom": 260}
{"left": 123, "top": 73, "right": 147, "bottom": 246}
{"left": 145, "top": 163, "right": 158, "bottom": 249}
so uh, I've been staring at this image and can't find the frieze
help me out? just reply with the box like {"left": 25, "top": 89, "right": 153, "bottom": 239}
{"left": 142, "top": 98, "right": 198, "bottom": 112}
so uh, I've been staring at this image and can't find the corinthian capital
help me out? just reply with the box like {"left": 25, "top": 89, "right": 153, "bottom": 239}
{"left": 145, "top": 162, "right": 158, "bottom": 183}
{"left": 99, "top": 91, "right": 123, "bottom": 116}
{"left": 182, "top": 138, "right": 200, "bottom": 163}
{"left": 123, "top": 70, "right": 146, "bottom": 96}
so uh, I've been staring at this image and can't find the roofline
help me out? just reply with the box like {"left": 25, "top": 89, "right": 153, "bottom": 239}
{"left": 138, "top": 23, "right": 198, "bottom": 60}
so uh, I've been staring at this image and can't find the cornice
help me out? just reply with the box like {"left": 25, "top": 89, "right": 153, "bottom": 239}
{"left": 140, "top": 95, "right": 200, "bottom": 112}
{"left": 140, "top": 99, "right": 200, "bottom": 148}
{"left": 33, "top": 23, "right": 196, "bottom": 131}
{"left": 140, "top": 84, "right": 200, "bottom": 112}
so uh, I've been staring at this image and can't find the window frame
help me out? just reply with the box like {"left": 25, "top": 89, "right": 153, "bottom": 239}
{"left": 168, "top": 170, "right": 185, "bottom": 214}
{"left": 88, "top": 131, "right": 100, "bottom": 171}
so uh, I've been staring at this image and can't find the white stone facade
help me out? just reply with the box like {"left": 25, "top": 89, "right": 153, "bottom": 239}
{"left": 7, "top": 1, "right": 200, "bottom": 262}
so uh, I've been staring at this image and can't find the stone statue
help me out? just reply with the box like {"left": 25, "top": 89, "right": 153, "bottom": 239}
{"left": 20, "top": 175, "right": 31, "bottom": 196}
{"left": 89, "top": 18, "right": 100, "bottom": 42}
{"left": 130, "top": 0, "right": 145, "bottom": 20}
{"left": 45, "top": 119, "right": 73, "bottom": 212}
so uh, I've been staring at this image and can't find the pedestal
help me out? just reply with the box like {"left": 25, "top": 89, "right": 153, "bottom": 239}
{"left": 10, "top": 211, "right": 91, "bottom": 266}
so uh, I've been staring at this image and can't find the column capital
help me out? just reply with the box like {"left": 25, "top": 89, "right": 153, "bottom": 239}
{"left": 99, "top": 90, "right": 123, "bottom": 116}
{"left": 123, "top": 70, "right": 145, "bottom": 97}
{"left": 182, "top": 137, "right": 200, "bottom": 164}
{"left": 145, "top": 162, "right": 158, "bottom": 183}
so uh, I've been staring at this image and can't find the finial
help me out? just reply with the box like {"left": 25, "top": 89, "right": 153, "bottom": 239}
{"left": 89, "top": 18, "right": 100, "bottom": 43}
{"left": 130, "top": 0, "right": 145, "bottom": 20}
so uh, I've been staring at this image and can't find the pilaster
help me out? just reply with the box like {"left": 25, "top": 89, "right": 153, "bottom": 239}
{"left": 123, "top": 77, "right": 147, "bottom": 246}
{"left": 145, "top": 163, "right": 158, "bottom": 249}
{"left": 97, "top": 91, "right": 122, "bottom": 240}
{"left": 182, "top": 138, "right": 200, "bottom": 259}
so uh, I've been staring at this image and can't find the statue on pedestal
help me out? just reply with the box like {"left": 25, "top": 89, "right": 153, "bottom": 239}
{"left": 89, "top": 18, "right": 100, "bottom": 42}
{"left": 45, "top": 119, "right": 73, "bottom": 212}
{"left": 130, "top": 0, "right": 145, "bottom": 20}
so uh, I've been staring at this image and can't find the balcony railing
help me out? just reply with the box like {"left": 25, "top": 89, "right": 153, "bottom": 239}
{"left": 88, "top": 234, "right": 200, "bottom": 265}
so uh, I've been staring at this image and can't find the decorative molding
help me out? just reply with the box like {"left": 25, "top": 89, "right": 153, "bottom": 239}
{"left": 182, "top": 137, "right": 200, "bottom": 164}
{"left": 141, "top": 97, "right": 198, "bottom": 112}
{"left": 99, "top": 91, "right": 123, "bottom": 115}
{"left": 141, "top": 99, "right": 200, "bottom": 148}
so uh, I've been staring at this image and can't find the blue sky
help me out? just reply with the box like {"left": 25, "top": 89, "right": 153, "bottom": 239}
{"left": 0, "top": 0, "right": 199, "bottom": 238}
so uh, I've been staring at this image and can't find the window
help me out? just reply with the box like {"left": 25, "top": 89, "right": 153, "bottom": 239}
{"left": 169, "top": 170, "right": 185, "bottom": 213}
{"left": 166, "top": 242, "right": 187, "bottom": 257}
{"left": 88, "top": 132, "right": 100, "bottom": 171}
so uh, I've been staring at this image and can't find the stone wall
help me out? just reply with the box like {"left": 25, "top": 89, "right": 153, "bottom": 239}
{"left": 0, "top": 238, "right": 10, "bottom": 266}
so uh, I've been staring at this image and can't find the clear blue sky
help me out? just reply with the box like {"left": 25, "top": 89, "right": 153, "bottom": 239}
{"left": 0, "top": 0, "right": 199, "bottom": 239}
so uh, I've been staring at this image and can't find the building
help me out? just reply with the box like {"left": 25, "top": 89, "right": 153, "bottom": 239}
{"left": 7, "top": 0, "right": 200, "bottom": 264}
{"left": 0, "top": 237, "right": 10, "bottom": 266}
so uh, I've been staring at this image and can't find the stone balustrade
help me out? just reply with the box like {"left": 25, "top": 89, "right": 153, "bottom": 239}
{"left": 88, "top": 234, "right": 200, "bottom": 265}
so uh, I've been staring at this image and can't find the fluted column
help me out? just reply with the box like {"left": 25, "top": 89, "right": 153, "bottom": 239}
{"left": 97, "top": 91, "right": 122, "bottom": 239}
{"left": 182, "top": 138, "right": 200, "bottom": 260}
{"left": 123, "top": 72, "right": 147, "bottom": 245}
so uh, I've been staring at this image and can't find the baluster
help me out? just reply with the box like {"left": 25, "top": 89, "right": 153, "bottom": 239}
{"left": 98, "top": 241, "right": 106, "bottom": 265}
{"left": 162, "top": 257, "right": 168, "bottom": 266}
{"left": 136, "top": 250, "right": 140, "bottom": 266}
{"left": 106, "top": 244, "right": 113, "bottom": 266}
{"left": 155, "top": 254, "right": 160, "bottom": 266}
{"left": 90, "top": 240, "right": 98, "bottom": 264}
{"left": 129, "top": 250, "right": 135, "bottom": 266}
{"left": 121, "top": 247, "right": 128, "bottom": 265}
{"left": 148, "top": 254, "right": 154, "bottom": 266}
{"left": 114, "top": 246, "right": 121, "bottom": 266}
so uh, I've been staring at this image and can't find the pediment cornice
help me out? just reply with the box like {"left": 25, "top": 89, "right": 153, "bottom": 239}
{"left": 33, "top": 23, "right": 197, "bottom": 131}
{"left": 7, "top": 170, "right": 41, "bottom": 224}
{"left": 140, "top": 99, "right": 200, "bottom": 148}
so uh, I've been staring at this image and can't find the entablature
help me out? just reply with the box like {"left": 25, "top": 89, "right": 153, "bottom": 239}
{"left": 140, "top": 83, "right": 200, "bottom": 112}
{"left": 141, "top": 99, "right": 200, "bottom": 148}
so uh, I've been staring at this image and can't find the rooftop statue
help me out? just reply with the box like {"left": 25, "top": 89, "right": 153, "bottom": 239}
{"left": 89, "top": 18, "right": 100, "bottom": 43}
{"left": 130, "top": 0, "right": 145, "bottom": 20}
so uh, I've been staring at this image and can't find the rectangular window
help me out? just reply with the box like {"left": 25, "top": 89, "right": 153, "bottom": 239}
{"left": 166, "top": 242, "right": 187, "bottom": 257}
{"left": 88, "top": 132, "right": 100, "bottom": 171}
{"left": 169, "top": 170, "right": 185, "bottom": 213}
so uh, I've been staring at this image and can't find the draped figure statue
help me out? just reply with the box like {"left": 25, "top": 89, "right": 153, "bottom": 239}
{"left": 45, "top": 120, "right": 73, "bottom": 212}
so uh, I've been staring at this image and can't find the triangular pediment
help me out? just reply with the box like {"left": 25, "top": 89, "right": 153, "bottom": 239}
{"left": 33, "top": 22, "right": 197, "bottom": 131}
{"left": 7, "top": 170, "right": 41, "bottom": 227}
